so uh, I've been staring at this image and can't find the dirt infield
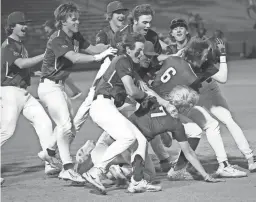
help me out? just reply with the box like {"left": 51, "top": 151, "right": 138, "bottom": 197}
{"left": 1, "top": 59, "right": 256, "bottom": 202}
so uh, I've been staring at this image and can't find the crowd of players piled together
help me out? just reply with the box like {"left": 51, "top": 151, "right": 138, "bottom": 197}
{"left": 1, "top": 1, "right": 256, "bottom": 194}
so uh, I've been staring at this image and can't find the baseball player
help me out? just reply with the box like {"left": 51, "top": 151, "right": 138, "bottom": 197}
{"left": 82, "top": 32, "right": 154, "bottom": 193}
{"left": 37, "top": 2, "right": 117, "bottom": 183}
{"left": 1, "top": 11, "right": 60, "bottom": 184}
{"left": 167, "top": 18, "right": 256, "bottom": 174}
{"left": 42, "top": 19, "right": 82, "bottom": 100}
{"left": 73, "top": 1, "right": 129, "bottom": 132}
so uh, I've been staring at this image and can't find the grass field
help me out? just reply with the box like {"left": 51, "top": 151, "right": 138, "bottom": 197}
{"left": 1, "top": 59, "right": 256, "bottom": 202}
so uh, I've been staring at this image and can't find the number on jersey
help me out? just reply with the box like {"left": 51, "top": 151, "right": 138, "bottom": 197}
{"left": 151, "top": 106, "right": 167, "bottom": 118}
{"left": 160, "top": 67, "right": 177, "bottom": 83}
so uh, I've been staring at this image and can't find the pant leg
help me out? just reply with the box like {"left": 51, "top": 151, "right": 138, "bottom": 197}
{"left": 0, "top": 87, "right": 24, "bottom": 146}
{"left": 187, "top": 105, "right": 228, "bottom": 164}
{"left": 200, "top": 81, "right": 254, "bottom": 160}
{"left": 150, "top": 136, "right": 169, "bottom": 161}
{"left": 38, "top": 80, "right": 74, "bottom": 164}
{"left": 90, "top": 96, "right": 147, "bottom": 171}
{"left": 22, "top": 94, "right": 54, "bottom": 150}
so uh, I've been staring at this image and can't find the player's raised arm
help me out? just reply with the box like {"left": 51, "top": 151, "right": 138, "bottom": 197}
{"left": 210, "top": 38, "right": 228, "bottom": 83}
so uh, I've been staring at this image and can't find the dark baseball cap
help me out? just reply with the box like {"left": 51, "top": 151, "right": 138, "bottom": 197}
{"left": 7, "top": 11, "right": 32, "bottom": 26}
{"left": 107, "top": 1, "right": 128, "bottom": 13}
{"left": 42, "top": 20, "right": 55, "bottom": 29}
{"left": 170, "top": 18, "right": 188, "bottom": 30}
{"left": 143, "top": 41, "right": 159, "bottom": 56}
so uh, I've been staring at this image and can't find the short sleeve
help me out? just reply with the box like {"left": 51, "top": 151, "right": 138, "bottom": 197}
{"left": 1, "top": 46, "right": 20, "bottom": 67}
{"left": 95, "top": 30, "right": 108, "bottom": 45}
{"left": 51, "top": 37, "right": 73, "bottom": 58}
{"left": 116, "top": 58, "right": 133, "bottom": 79}
{"left": 171, "top": 120, "right": 187, "bottom": 142}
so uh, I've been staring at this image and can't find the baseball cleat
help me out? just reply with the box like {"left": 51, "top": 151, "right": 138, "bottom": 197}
{"left": 45, "top": 162, "right": 61, "bottom": 175}
{"left": 70, "top": 92, "right": 82, "bottom": 100}
{"left": 82, "top": 167, "right": 106, "bottom": 194}
{"left": 248, "top": 162, "right": 256, "bottom": 173}
{"left": 76, "top": 140, "right": 95, "bottom": 164}
{"left": 167, "top": 167, "right": 194, "bottom": 181}
{"left": 38, "top": 150, "right": 62, "bottom": 169}
{"left": 1, "top": 177, "right": 5, "bottom": 185}
{"left": 58, "top": 169, "right": 85, "bottom": 183}
{"left": 216, "top": 165, "right": 247, "bottom": 178}
{"left": 127, "top": 177, "right": 162, "bottom": 193}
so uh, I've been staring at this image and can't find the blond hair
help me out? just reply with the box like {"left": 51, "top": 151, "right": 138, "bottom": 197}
{"left": 164, "top": 85, "right": 199, "bottom": 114}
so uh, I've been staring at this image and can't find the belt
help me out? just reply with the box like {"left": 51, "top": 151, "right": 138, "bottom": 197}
{"left": 40, "top": 78, "right": 64, "bottom": 84}
{"left": 93, "top": 94, "right": 113, "bottom": 101}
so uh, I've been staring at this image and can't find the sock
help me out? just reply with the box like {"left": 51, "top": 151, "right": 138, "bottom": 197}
{"left": 46, "top": 148, "right": 56, "bottom": 157}
{"left": 63, "top": 163, "right": 74, "bottom": 170}
{"left": 174, "top": 138, "right": 200, "bottom": 170}
{"left": 132, "top": 155, "right": 144, "bottom": 182}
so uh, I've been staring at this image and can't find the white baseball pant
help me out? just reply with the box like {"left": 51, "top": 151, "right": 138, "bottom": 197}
{"left": 1, "top": 86, "right": 54, "bottom": 149}
{"left": 89, "top": 95, "right": 148, "bottom": 172}
{"left": 198, "top": 80, "right": 254, "bottom": 160}
{"left": 38, "top": 79, "right": 75, "bottom": 165}
{"left": 74, "top": 57, "right": 111, "bottom": 132}
{"left": 91, "top": 131, "right": 156, "bottom": 180}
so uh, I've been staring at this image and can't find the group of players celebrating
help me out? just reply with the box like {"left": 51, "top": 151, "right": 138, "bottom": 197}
{"left": 1, "top": 1, "right": 256, "bottom": 194}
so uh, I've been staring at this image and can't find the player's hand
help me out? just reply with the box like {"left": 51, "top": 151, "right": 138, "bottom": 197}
{"left": 138, "top": 80, "right": 148, "bottom": 92}
{"left": 144, "top": 85, "right": 158, "bottom": 97}
{"left": 95, "top": 47, "right": 118, "bottom": 61}
{"left": 172, "top": 48, "right": 185, "bottom": 57}
{"left": 204, "top": 174, "right": 225, "bottom": 183}
{"left": 215, "top": 38, "right": 226, "bottom": 55}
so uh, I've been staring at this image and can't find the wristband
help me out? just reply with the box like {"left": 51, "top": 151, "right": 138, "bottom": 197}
{"left": 220, "top": 56, "right": 226, "bottom": 63}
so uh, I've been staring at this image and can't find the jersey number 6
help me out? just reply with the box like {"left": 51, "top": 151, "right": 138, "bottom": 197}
{"left": 160, "top": 67, "right": 177, "bottom": 83}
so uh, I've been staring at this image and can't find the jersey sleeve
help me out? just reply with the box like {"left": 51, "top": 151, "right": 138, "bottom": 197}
{"left": 1, "top": 46, "right": 21, "bottom": 67}
{"left": 170, "top": 119, "right": 187, "bottom": 142}
{"left": 116, "top": 58, "right": 133, "bottom": 79}
{"left": 95, "top": 30, "right": 109, "bottom": 45}
{"left": 51, "top": 37, "right": 74, "bottom": 58}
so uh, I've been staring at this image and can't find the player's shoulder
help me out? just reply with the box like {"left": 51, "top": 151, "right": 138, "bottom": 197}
{"left": 1, "top": 38, "right": 17, "bottom": 51}
{"left": 146, "top": 29, "right": 158, "bottom": 38}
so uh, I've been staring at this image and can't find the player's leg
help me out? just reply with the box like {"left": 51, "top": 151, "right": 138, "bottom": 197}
{"left": 203, "top": 82, "right": 255, "bottom": 172}
{"left": 187, "top": 105, "right": 247, "bottom": 177}
{"left": 38, "top": 81, "right": 84, "bottom": 182}
{"left": 0, "top": 87, "right": 23, "bottom": 146}
{"left": 22, "top": 94, "right": 61, "bottom": 175}
{"left": 83, "top": 96, "right": 147, "bottom": 192}
{"left": 150, "top": 136, "right": 173, "bottom": 172}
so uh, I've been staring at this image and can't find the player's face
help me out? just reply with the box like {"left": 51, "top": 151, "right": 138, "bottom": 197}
{"left": 139, "top": 54, "right": 152, "bottom": 68}
{"left": 12, "top": 23, "right": 28, "bottom": 38}
{"left": 63, "top": 12, "right": 79, "bottom": 33}
{"left": 111, "top": 10, "right": 127, "bottom": 28}
{"left": 127, "top": 42, "right": 144, "bottom": 63}
{"left": 171, "top": 26, "right": 188, "bottom": 42}
{"left": 134, "top": 15, "right": 152, "bottom": 35}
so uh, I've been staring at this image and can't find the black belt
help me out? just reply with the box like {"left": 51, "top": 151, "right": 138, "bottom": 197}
{"left": 40, "top": 78, "right": 64, "bottom": 84}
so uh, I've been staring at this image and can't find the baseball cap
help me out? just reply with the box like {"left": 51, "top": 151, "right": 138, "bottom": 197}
{"left": 107, "top": 1, "right": 128, "bottom": 13}
{"left": 143, "top": 41, "right": 159, "bottom": 56}
{"left": 42, "top": 20, "right": 55, "bottom": 29}
{"left": 170, "top": 18, "right": 188, "bottom": 30}
{"left": 7, "top": 11, "right": 32, "bottom": 26}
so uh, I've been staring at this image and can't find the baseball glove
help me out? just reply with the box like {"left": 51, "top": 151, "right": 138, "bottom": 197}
{"left": 134, "top": 96, "right": 159, "bottom": 117}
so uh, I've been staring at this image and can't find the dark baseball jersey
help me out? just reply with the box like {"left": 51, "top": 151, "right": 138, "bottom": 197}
{"left": 41, "top": 30, "right": 90, "bottom": 81}
{"left": 129, "top": 104, "right": 187, "bottom": 142}
{"left": 1, "top": 37, "right": 30, "bottom": 88}
{"left": 152, "top": 56, "right": 199, "bottom": 95}
{"left": 95, "top": 26, "right": 116, "bottom": 46}
{"left": 95, "top": 54, "right": 138, "bottom": 100}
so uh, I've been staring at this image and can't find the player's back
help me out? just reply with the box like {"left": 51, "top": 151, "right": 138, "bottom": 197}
{"left": 152, "top": 56, "right": 198, "bottom": 96}
{"left": 129, "top": 105, "right": 181, "bottom": 142}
